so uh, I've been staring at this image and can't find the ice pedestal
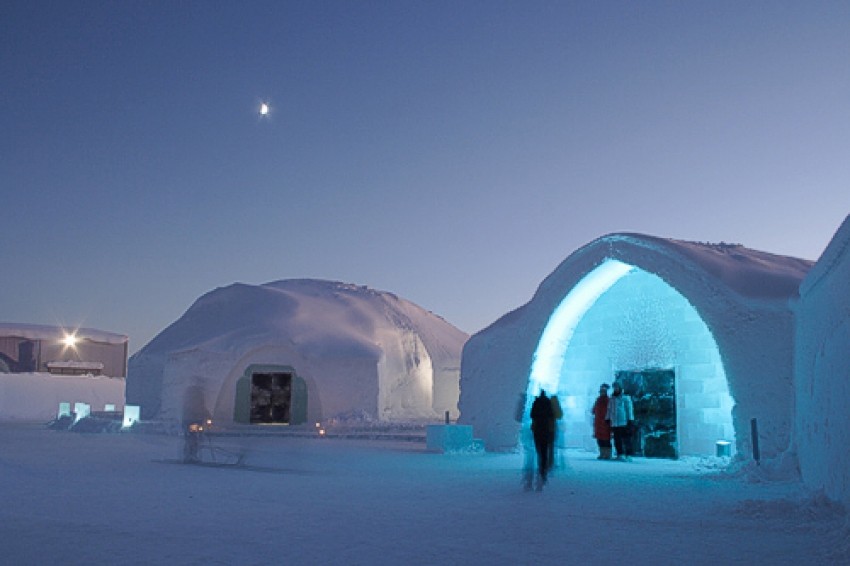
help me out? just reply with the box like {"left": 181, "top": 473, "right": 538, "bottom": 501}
{"left": 426, "top": 424, "right": 473, "bottom": 453}
{"left": 73, "top": 402, "right": 90, "bottom": 422}
{"left": 123, "top": 405, "right": 140, "bottom": 428}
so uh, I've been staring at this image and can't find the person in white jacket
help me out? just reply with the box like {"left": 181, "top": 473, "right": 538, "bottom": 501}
{"left": 605, "top": 382, "right": 635, "bottom": 460}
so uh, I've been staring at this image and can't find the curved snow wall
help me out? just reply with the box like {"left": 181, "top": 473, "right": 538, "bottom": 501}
{"left": 459, "top": 235, "right": 799, "bottom": 459}
{"left": 794, "top": 215, "right": 850, "bottom": 505}
{"left": 151, "top": 341, "right": 438, "bottom": 427}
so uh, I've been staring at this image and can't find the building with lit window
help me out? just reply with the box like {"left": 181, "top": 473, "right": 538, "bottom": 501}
{"left": 0, "top": 323, "right": 128, "bottom": 377}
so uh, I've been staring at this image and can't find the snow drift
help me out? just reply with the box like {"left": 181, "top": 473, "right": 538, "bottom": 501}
{"left": 459, "top": 233, "right": 813, "bottom": 458}
{"left": 127, "top": 279, "right": 468, "bottom": 426}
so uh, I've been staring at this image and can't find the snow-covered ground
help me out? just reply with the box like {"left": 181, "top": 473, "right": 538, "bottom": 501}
{"left": 1, "top": 423, "right": 847, "bottom": 565}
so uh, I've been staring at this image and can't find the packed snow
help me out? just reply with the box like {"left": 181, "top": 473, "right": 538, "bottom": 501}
{"left": 0, "top": 423, "right": 847, "bottom": 565}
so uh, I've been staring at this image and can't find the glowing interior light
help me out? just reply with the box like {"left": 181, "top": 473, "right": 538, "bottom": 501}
{"left": 122, "top": 405, "right": 140, "bottom": 429}
{"left": 529, "top": 259, "right": 635, "bottom": 394}
{"left": 73, "top": 402, "right": 90, "bottom": 423}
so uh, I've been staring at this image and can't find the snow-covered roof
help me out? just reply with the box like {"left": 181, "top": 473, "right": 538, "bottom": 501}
{"left": 543, "top": 233, "right": 813, "bottom": 308}
{"left": 0, "top": 323, "right": 128, "bottom": 345}
{"left": 799, "top": 214, "right": 850, "bottom": 296}
{"left": 138, "top": 279, "right": 466, "bottom": 361}
{"left": 47, "top": 361, "right": 105, "bottom": 370}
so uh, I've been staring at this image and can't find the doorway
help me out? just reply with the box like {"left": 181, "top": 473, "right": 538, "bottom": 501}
{"left": 250, "top": 372, "right": 292, "bottom": 424}
{"left": 615, "top": 369, "right": 677, "bottom": 459}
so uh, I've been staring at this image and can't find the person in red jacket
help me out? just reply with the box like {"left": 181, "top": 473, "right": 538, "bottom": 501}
{"left": 592, "top": 383, "right": 613, "bottom": 460}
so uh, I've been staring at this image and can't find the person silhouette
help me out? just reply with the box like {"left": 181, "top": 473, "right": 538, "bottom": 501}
{"left": 530, "top": 389, "right": 555, "bottom": 490}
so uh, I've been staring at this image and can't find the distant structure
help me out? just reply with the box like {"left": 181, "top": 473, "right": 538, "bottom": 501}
{"left": 0, "top": 323, "right": 128, "bottom": 377}
{"left": 459, "top": 233, "right": 812, "bottom": 460}
{"left": 127, "top": 279, "right": 468, "bottom": 427}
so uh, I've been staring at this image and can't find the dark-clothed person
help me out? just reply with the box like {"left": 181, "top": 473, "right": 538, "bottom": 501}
{"left": 530, "top": 390, "right": 555, "bottom": 489}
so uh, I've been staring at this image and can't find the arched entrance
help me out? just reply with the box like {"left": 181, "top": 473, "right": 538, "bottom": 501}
{"left": 233, "top": 364, "right": 308, "bottom": 425}
{"left": 526, "top": 259, "right": 735, "bottom": 457}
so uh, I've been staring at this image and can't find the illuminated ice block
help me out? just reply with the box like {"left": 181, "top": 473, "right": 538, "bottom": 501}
{"left": 58, "top": 402, "right": 71, "bottom": 418}
{"left": 73, "top": 402, "right": 91, "bottom": 422}
{"left": 426, "top": 424, "right": 473, "bottom": 453}
{"left": 123, "top": 405, "right": 140, "bottom": 428}
{"left": 716, "top": 440, "right": 732, "bottom": 457}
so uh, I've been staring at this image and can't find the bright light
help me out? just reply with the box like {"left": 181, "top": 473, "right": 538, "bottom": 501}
{"left": 122, "top": 405, "right": 140, "bottom": 429}
{"left": 259, "top": 102, "right": 270, "bottom": 116}
{"left": 62, "top": 334, "right": 78, "bottom": 348}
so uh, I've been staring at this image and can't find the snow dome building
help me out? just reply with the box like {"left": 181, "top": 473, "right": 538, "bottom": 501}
{"left": 794, "top": 214, "right": 850, "bottom": 505}
{"left": 127, "top": 280, "right": 468, "bottom": 427}
{"left": 458, "top": 233, "right": 812, "bottom": 459}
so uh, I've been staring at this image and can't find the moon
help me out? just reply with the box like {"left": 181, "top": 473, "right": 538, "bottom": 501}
{"left": 259, "top": 102, "right": 270, "bottom": 116}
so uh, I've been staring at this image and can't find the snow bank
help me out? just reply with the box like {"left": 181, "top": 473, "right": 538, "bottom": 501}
{"left": 127, "top": 279, "right": 467, "bottom": 426}
{"left": 0, "top": 372, "right": 125, "bottom": 421}
{"left": 459, "top": 233, "right": 812, "bottom": 458}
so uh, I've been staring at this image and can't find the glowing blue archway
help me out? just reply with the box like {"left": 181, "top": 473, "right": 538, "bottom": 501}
{"left": 529, "top": 259, "right": 635, "bottom": 394}
{"left": 526, "top": 258, "right": 735, "bottom": 456}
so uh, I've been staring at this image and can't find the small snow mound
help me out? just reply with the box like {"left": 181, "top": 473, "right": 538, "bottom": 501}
{"left": 733, "top": 490, "right": 846, "bottom": 524}
{"left": 685, "top": 455, "right": 734, "bottom": 474}
{"left": 729, "top": 451, "right": 802, "bottom": 484}
{"left": 325, "top": 409, "right": 379, "bottom": 426}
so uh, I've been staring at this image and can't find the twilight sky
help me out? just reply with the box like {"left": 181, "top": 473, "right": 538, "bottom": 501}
{"left": 3, "top": 1, "right": 850, "bottom": 354}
